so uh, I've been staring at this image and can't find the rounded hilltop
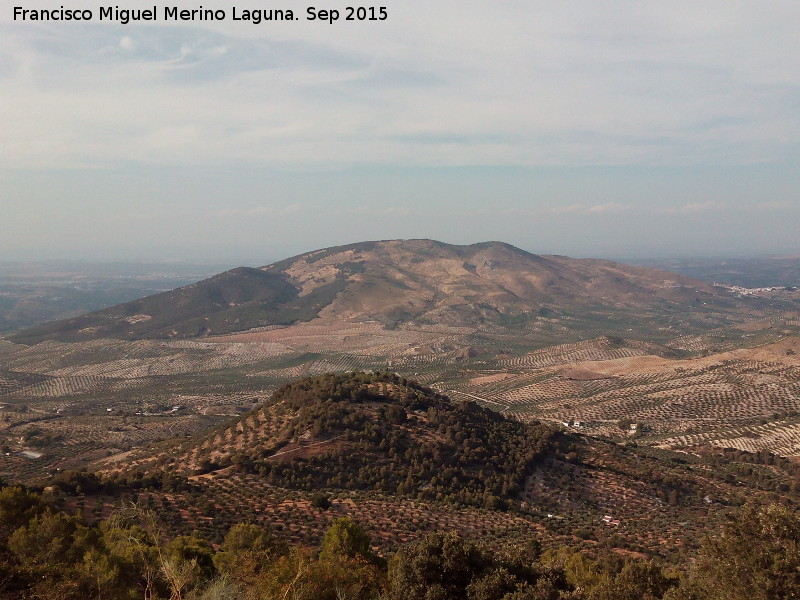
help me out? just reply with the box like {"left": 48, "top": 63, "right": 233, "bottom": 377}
{"left": 152, "top": 370, "right": 556, "bottom": 512}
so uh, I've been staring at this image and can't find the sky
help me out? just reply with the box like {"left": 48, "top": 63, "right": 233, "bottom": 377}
{"left": 1, "top": 1, "right": 799, "bottom": 263}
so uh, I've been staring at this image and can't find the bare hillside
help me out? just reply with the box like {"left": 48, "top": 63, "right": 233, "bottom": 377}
{"left": 8, "top": 239, "right": 747, "bottom": 344}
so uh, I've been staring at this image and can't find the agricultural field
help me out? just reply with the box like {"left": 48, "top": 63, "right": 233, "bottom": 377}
{"left": 2, "top": 314, "right": 800, "bottom": 486}
{"left": 54, "top": 413, "right": 800, "bottom": 561}
{"left": 435, "top": 329, "right": 800, "bottom": 454}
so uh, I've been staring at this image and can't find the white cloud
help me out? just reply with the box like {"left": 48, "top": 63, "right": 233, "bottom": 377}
{"left": 660, "top": 201, "right": 727, "bottom": 214}
{"left": 549, "top": 203, "right": 629, "bottom": 214}
{"left": 587, "top": 203, "right": 628, "bottom": 214}
{"left": 463, "top": 203, "right": 630, "bottom": 217}
{"left": 749, "top": 201, "right": 792, "bottom": 211}
{"left": 658, "top": 200, "right": 797, "bottom": 215}
{"left": 207, "top": 203, "right": 305, "bottom": 218}
{"left": 1, "top": 1, "right": 799, "bottom": 171}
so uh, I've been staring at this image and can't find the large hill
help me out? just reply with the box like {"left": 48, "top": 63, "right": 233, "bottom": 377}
{"left": 8, "top": 239, "right": 741, "bottom": 344}
{"left": 92, "top": 372, "right": 800, "bottom": 557}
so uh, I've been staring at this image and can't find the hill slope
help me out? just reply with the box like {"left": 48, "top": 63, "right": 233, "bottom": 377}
{"left": 8, "top": 239, "right": 734, "bottom": 344}
{"left": 129, "top": 371, "right": 556, "bottom": 511}
{"left": 99, "top": 372, "right": 800, "bottom": 556}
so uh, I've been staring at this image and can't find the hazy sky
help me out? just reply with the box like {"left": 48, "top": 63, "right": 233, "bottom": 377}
{"left": 2, "top": 1, "right": 799, "bottom": 263}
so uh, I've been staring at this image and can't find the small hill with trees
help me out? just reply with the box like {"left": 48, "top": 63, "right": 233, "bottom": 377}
{"left": 138, "top": 371, "right": 558, "bottom": 512}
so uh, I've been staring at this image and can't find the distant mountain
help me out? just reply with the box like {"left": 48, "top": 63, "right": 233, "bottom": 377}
{"left": 7, "top": 240, "right": 733, "bottom": 345}
{"left": 632, "top": 256, "right": 800, "bottom": 288}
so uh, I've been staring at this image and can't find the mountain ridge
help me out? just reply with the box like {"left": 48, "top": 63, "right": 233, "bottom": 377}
{"left": 7, "top": 239, "right": 730, "bottom": 345}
